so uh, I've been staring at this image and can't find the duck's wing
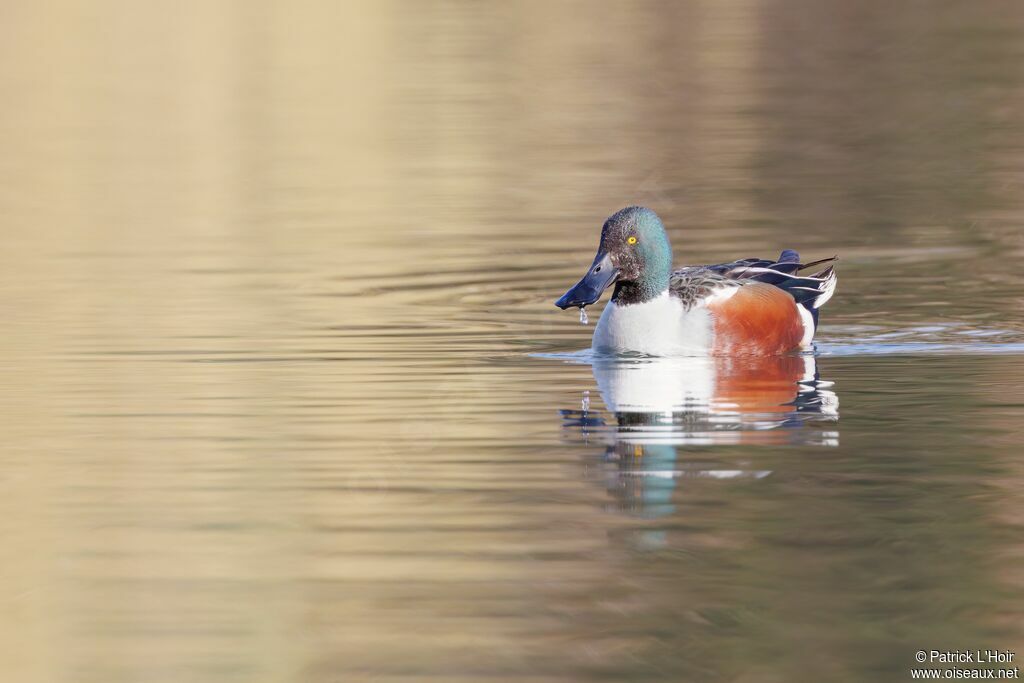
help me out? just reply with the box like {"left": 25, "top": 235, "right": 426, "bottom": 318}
{"left": 671, "top": 250, "right": 837, "bottom": 316}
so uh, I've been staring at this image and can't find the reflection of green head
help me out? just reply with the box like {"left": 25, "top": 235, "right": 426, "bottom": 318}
{"left": 612, "top": 441, "right": 678, "bottom": 519}
{"left": 599, "top": 206, "right": 673, "bottom": 305}
{"left": 638, "top": 443, "right": 678, "bottom": 519}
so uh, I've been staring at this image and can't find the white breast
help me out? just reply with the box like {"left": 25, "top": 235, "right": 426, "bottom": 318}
{"left": 592, "top": 291, "right": 713, "bottom": 356}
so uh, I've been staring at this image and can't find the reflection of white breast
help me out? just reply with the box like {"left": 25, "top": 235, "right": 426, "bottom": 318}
{"left": 593, "top": 357, "right": 716, "bottom": 414}
{"left": 592, "top": 292, "right": 713, "bottom": 356}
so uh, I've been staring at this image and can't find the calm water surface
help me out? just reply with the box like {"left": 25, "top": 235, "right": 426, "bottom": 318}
{"left": 3, "top": 2, "right": 1024, "bottom": 682}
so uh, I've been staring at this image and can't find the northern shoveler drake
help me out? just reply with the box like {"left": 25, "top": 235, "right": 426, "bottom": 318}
{"left": 555, "top": 206, "right": 837, "bottom": 356}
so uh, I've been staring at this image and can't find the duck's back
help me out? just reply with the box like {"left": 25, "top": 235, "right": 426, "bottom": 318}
{"left": 592, "top": 251, "right": 837, "bottom": 357}
{"left": 671, "top": 251, "right": 837, "bottom": 355}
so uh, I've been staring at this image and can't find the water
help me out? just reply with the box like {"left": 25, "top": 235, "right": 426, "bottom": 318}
{"left": 3, "top": 2, "right": 1024, "bottom": 681}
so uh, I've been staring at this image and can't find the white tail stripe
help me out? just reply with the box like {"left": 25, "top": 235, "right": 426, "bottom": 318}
{"left": 813, "top": 270, "right": 837, "bottom": 309}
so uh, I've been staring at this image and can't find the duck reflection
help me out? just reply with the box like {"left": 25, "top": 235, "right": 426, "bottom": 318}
{"left": 561, "top": 354, "right": 838, "bottom": 524}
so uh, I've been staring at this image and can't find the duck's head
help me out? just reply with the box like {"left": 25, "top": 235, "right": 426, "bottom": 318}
{"left": 555, "top": 206, "right": 673, "bottom": 309}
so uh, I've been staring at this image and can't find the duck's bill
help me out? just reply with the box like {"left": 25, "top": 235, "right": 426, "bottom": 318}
{"left": 555, "top": 250, "right": 619, "bottom": 309}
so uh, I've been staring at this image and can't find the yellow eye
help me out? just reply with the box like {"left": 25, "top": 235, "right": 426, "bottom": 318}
{"left": 627, "top": 236, "right": 638, "bottom": 245}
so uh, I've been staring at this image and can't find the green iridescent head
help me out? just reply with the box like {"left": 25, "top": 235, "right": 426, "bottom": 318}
{"left": 555, "top": 206, "right": 673, "bottom": 309}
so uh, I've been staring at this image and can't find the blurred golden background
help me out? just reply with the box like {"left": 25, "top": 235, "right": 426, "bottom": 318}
{"left": 2, "top": 2, "right": 1023, "bottom": 681}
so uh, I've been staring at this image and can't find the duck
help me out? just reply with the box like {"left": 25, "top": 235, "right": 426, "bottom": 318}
{"left": 555, "top": 206, "right": 837, "bottom": 356}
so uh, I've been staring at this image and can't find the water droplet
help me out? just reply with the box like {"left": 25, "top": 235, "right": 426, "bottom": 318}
{"left": 579, "top": 307, "right": 588, "bottom": 325}
{"left": 582, "top": 390, "right": 590, "bottom": 412}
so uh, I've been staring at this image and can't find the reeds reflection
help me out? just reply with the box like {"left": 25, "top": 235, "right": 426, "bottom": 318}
{"left": 562, "top": 355, "right": 838, "bottom": 522}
